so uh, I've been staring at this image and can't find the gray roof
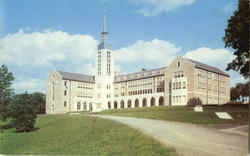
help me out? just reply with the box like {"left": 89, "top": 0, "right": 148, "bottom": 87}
{"left": 98, "top": 42, "right": 112, "bottom": 50}
{"left": 58, "top": 71, "right": 95, "bottom": 83}
{"left": 186, "top": 58, "right": 230, "bottom": 77}
{"left": 114, "top": 67, "right": 166, "bottom": 83}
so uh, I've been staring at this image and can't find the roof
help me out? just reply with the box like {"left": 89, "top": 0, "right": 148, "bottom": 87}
{"left": 58, "top": 71, "right": 95, "bottom": 83}
{"left": 98, "top": 42, "right": 112, "bottom": 50}
{"left": 114, "top": 67, "right": 166, "bottom": 83}
{"left": 186, "top": 58, "right": 230, "bottom": 77}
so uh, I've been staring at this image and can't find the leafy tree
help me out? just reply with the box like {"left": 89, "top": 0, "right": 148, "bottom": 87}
{"left": 9, "top": 92, "right": 37, "bottom": 132}
{"left": 0, "top": 65, "right": 14, "bottom": 121}
{"left": 223, "top": 0, "right": 250, "bottom": 78}
{"left": 235, "top": 82, "right": 248, "bottom": 102}
{"left": 31, "top": 92, "right": 46, "bottom": 114}
{"left": 230, "top": 87, "right": 240, "bottom": 102}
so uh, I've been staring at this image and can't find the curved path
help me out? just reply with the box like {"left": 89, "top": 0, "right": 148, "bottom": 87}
{"left": 93, "top": 115, "right": 247, "bottom": 156}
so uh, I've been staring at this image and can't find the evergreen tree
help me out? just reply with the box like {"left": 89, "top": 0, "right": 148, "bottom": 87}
{"left": 0, "top": 65, "right": 14, "bottom": 121}
{"left": 9, "top": 92, "right": 37, "bottom": 132}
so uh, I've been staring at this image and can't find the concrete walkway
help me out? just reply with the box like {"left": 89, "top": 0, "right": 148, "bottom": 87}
{"left": 93, "top": 115, "right": 248, "bottom": 156}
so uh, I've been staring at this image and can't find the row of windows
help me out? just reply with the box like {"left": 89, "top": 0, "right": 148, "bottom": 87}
{"left": 128, "top": 89, "right": 153, "bottom": 96}
{"left": 173, "top": 82, "right": 186, "bottom": 90}
{"left": 198, "top": 70, "right": 228, "bottom": 82}
{"left": 173, "top": 95, "right": 186, "bottom": 103}
{"left": 77, "top": 96, "right": 93, "bottom": 98}
{"left": 174, "top": 72, "right": 184, "bottom": 78}
{"left": 116, "top": 72, "right": 164, "bottom": 81}
{"left": 77, "top": 86, "right": 94, "bottom": 89}
{"left": 107, "top": 84, "right": 111, "bottom": 90}
{"left": 77, "top": 102, "right": 88, "bottom": 111}
{"left": 128, "top": 83, "right": 152, "bottom": 88}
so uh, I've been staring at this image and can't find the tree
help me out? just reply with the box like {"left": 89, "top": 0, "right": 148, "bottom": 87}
{"left": 230, "top": 87, "right": 240, "bottom": 102}
{"left": 223, "top": 0, "right": 250, "bottom": 78}
{"left": 0, "top": 65, "right": 14, "bottom": 121}
{"left": 187, "top": 97, "right": 202, "bottom": 107}
{"left": 31, "top": 92, "right": 46, "bottom": 114}
{"left": 9, "top": 92, "right": 37, "bottom": 132}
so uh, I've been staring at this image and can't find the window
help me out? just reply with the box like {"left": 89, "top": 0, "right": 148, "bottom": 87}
{"left": 183, "top": 82, "right": 186, "bottom": 89}
{"left": 84, "top": 103, "right": 87, "bottom": 110}
{"left": 77, "top": 102, "right": 81, "bottom": 111}
{"left": 64, "top": 81, "right": 67, "bottom": 87}
{"left": 177, "top": 61, "right": 181, "bottom": 68}
{"left": 64, "top": 101, "right": 67, "bottom": 107}
{"left": 64, "top": 90, "right": 67, "bottom": 96}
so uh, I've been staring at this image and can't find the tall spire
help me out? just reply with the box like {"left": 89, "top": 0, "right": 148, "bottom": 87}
{"left": 101, "top": 10, "right": 108, "bottom": 43}
{"left": 103, "top": 9, "right": 107, "bottom": 33}
{"left": 98, "top": 9, "right": 111, "bottom": 50}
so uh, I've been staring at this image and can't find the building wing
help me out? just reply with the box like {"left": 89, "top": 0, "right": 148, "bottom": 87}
{"left": 114, "top": 67, "right": 166, "bottom": 83}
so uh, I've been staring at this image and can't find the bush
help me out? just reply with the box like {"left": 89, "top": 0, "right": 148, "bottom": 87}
{"left": 225, "top": 101, "right": 244, "bottom": 105}
{"left": 8, "top": 92, "right": 37, "bottom": 132}
{"left": 187, "top": 97, "right": 202, "bottom": 107}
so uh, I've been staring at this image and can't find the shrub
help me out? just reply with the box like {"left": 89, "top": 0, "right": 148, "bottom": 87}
{"left": 187, "top": 97, "right": 202, "bottom": 107}
{"left": 225, "top": 101, "right": 244, "bottom": 105}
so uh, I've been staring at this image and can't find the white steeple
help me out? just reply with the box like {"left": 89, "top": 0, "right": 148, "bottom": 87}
{"left": 95, "top": 11, "right": 115, "bottom": 112}
{"left": 98, "top": 10, "right": 111, "bottom": 50}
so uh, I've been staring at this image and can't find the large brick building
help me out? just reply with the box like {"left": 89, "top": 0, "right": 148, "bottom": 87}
{"left": 46, "top": 15, "right": 230, "bottom": 114}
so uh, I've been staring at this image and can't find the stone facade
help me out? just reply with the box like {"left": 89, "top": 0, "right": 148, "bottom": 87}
{"left": 45, "top": 16, "right": 230, "bottom": 114}
{"left": 46, "top": 56, "right": 230, "bottom": 114}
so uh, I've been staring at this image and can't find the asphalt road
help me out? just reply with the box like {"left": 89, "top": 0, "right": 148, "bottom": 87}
{"left": 93, "top": 115, "right": 248, "bottom": 156}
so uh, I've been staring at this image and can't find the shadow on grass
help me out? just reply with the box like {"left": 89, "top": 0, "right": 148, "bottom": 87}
{"left": 15, "top": 127, "right": 40, "bottom": 133}
{"left": 0, "top": 123, "right": 14, "bottom": 133}
{"left": 0, "top": 123, "right": 40, "bottom": 133}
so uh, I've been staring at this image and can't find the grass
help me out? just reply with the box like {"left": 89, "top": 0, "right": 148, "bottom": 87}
{"left": 97, "top": 105, "right": 248, "bottom": 124}
{"left": 0, "top": 114, "right": 178, "bottom": 156}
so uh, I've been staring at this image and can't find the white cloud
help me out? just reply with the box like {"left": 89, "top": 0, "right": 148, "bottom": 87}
{"left": 184, "top": 47, "right": 234, "bottom": 70}
{"left": 13, "top": 78, "right": 45, "bottom": 93}
{"left": 0, "top": 29, "right": 98, "bottom": 66}
{"left": 114, "top": 39, "right": 182, "bottom": 67}
{"left": 2, "top": 29, "right": 246, "bottom": 92}
{"left": 183, "top": 47, "right": 246, "bottom": 87}
{"left": 130, "top": 0, "right": 196, "bottom": 16}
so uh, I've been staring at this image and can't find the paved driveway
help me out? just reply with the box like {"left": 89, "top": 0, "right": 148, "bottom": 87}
{"left": 93, "top": 115, "right": 248, "bottom": 156}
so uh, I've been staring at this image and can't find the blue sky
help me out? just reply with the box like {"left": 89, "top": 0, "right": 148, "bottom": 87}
{"left": 0, "top": 0, "right": 245, "bottom": 93}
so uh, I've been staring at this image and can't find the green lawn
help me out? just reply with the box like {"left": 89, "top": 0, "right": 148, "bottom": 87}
{"left": 0, "top": 114, "right": 178, "bottom": 156}
{"left": 97, "top": 105, "right": 248, "bottom": 124}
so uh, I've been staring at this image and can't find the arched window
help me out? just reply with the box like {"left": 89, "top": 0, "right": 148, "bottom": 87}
{"left": 135, "top": 99, "right": 139, "bottom": 107}
{"left": 127, "top": 100, "right": 131, "bottom": 108}
{"left": 77, "top": 102, "right": 81, "bottom": 111}
{"left": 89, "top": 103, "right": 93, "bottom": 112}
{"left": 120, "top": 100, "right": 124, "bottom": 109}
{"left": 114, "top": 101, "right": 118, "bottom": 109}
{"left": 108, "top": 102, "right": 111, "bottom": 109}
{"left": 143, "top": 98, "right": 147, "bottom": 107}
{"left": 150, "top": 97, "right": 155, "bottom": 107}
{"left": 159, "top": 96, "right": 164, "bottom": 106}
{"left": 84, "top": 102, "right": 87, "bottom": 110}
